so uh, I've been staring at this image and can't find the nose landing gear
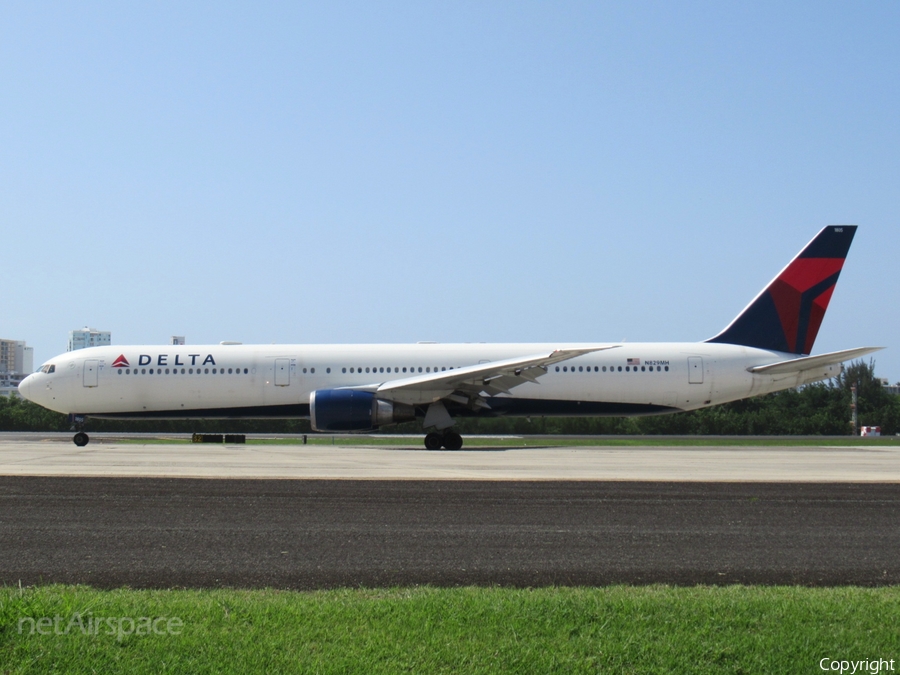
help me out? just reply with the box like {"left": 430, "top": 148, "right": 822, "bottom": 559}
{"left": 424, "top": 429, "right": 463, "bottom": 450}
{"left": 69, "top": 414, "right": 90, "bottom": 446}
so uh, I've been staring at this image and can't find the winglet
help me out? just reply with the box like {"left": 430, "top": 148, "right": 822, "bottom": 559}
{"left": 706, "top": 226, "right": 857, "bottom": 354}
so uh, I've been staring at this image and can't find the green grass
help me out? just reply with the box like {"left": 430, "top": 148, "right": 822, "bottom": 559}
{"left": 111, "top": 435, "right": 900, "bottom": 448}
{"left": 2, "top": 585, "right": 899, "bottom": 674}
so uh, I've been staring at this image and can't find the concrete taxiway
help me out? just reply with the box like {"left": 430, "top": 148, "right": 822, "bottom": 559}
{"left": 0, "top": 434, "right": 898, "bottom": 481}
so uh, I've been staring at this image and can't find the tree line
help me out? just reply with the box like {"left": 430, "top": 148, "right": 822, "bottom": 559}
{"left": 1, "top": 360, "right": 897, "bottom": 436}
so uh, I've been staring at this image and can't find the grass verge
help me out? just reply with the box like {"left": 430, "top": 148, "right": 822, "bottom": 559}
{"left": 2, "top": 585, "right": 899, "bottom": 674}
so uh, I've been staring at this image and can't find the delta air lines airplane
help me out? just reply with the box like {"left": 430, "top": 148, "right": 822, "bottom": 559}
{"left": 19, "top": 226, "right": 880, "bottom": 449}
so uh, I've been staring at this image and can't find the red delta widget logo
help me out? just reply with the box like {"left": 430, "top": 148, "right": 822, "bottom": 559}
{"left": 111, "top": 354, "right": 217, "bottom": 368}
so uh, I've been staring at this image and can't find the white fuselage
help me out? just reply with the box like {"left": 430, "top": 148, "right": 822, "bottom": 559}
{"left": 18, "top": 341, "right": 841, "bottom": 420}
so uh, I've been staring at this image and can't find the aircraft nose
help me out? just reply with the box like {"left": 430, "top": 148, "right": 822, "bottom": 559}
{"left": 17, "top": 374, "right": 35, "bottom": 402}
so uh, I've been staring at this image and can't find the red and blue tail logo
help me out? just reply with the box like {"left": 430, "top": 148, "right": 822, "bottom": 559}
{"left": 706, "top": 226, "right": 856, "bottom": 355}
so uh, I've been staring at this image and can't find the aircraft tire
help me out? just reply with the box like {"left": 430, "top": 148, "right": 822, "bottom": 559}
{"left": 73, "top": 432, "right": 90, "bottom": 447}
{"left": 424, "top": 432, "right": 443, "bottom": 450}
{"left": 442, "top": 431, "right": 463, "bottom": 450}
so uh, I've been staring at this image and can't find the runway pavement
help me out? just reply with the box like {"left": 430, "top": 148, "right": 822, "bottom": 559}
{"left": 1, "top": 477, "right": 898, "bottom": 588}
{"left": 2, "top": 434, "right": 898, "bottom": 588}
{"left": 1, "top": 433, "right": 899, "bottom": 481}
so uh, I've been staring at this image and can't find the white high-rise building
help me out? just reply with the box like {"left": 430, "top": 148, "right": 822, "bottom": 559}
{"left": 0, "top": 339, "right": 33, "bottom": 397}
{"left": 68, "top": 327, "right": 111, "bottom": 352}
{"left": 171, "top": 336, "right": 185, "bottom": 345}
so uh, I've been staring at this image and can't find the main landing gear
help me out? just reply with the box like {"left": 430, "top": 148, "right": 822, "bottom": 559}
{"left": 424, "top": 430, "right": 463, "bottom": 451}
{"left": 69, "top": 414, "right": 90, "bottom": 447}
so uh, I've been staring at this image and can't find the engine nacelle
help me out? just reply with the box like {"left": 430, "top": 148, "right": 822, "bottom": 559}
{"left": 309, "top": 389, "right": 416, "bottom": 432}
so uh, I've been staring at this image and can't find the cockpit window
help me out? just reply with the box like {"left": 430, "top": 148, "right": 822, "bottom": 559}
{"left": 40, "top": 364, "right": 56, "bottom": 374}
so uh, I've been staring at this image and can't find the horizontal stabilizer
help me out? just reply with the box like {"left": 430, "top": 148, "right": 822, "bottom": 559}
{"left": 748, "top": 347, "right": 883, "bottom": 375}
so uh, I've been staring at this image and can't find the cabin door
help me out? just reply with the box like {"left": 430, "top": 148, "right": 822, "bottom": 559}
{"left": 688, "top": 357, "right": 704, "bottom": 384}
{"left": 274, "top": 358, "right": 291, "bottom": 386}
{"left": 83, "top": 360, "right": 99, "bottom": 387}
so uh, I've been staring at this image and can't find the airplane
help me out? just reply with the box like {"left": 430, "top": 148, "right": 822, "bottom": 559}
{"left": 18, "top": 225, "right": 881, "bottom": 449}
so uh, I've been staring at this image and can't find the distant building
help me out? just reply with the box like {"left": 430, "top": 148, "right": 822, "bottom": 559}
{"left": 68, "top": 327, "right": 111, "bottom": 352}
{"left": 171, "top": 336, "right": 185, "bottom": 345}
{"left": 0, "top": 338, "right": 34, "bottom": 398}
{"left": 0, "top": 339, "right": 32, "bottom": 374}
{"left": 885, "top": 383, "right": 900, "bottom": 397}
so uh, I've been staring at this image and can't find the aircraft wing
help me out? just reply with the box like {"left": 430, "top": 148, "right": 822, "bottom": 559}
{"left": 748, "top": 347, "right": 883, "bottom": 375}
{"left": 347, "top": 346, "right": 620, "bottom": 406}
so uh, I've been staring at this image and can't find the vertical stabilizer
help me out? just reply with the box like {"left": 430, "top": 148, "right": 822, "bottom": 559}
{"left": 706, "top": 226, "right": 856, "bottom": 355}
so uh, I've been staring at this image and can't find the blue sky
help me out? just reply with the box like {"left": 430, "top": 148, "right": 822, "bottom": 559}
{"left": 4, "top": 2, "right": 899, "bottom": 381}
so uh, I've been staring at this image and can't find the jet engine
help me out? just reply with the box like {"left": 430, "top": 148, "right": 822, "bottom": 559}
{"left": 309, "top": 389, "right": 416, "bottom": 432}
